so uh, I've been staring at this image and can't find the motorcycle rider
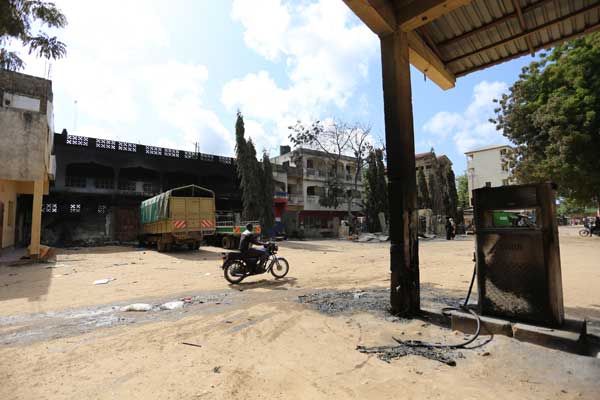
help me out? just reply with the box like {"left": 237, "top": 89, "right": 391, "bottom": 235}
{"left": 239, "top": 223, "right": 267, "bottom": 270}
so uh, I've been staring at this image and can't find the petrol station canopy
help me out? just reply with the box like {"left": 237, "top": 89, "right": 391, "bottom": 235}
{"left": 344, "top": 0, "right": 600, "bottom": 89}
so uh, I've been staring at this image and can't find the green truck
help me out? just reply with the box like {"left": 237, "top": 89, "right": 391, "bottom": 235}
{"left": 208, "top": 212, "right": 261, "bottom": 249}
{"left": 139, "top": 185, "right": 216, "bottom": 252}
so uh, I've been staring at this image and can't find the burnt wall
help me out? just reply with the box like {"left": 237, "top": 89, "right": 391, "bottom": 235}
{"left": 42, "top": 132, "right": 242, "bottom": 246}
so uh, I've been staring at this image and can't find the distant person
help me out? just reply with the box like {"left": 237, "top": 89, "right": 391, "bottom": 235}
{"left": 445, "top": 217, "right": 453, "bottom": 240}
{"left": 594, "top": 216, "right": 600, "bottom": 233}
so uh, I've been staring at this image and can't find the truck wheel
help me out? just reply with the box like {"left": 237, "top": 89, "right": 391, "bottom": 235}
{"left": 157, "top": 239, "right": 166, "bottom": 252}
{"left": 222, "top": 236, "right": 232, "bottom": 249}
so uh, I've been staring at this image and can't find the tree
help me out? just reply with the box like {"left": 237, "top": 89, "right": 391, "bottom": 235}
{"left": 261, "top": 151, "right": 275, "bottom": 232}
{"left": 375, "top": 148, "right": 388, "bottom": 221}
{"left": 457, "top": 172, "right": 469, "bottom": 208}
{"left": 493, "top": 33, "right": 600, "bottom": 208}
{"left": 446, "top": 167, "right": 458, "bottom": 220}
{"left": 289, "top": 120, "right": 372, "bottom": 231}
{"left": 364, "top": 151, "right": 379, "bottom": 232}
{"left": 234, "top": 112, "right": 263, "bottom": 222}
{"left": 417, "top": 168, "right": 430, "bottom": 209}
{"left": 1, "top": 0, "right": 67, "bottom": 71}
{"left": 363, "top": 148, "right": 388, "bottom": 232}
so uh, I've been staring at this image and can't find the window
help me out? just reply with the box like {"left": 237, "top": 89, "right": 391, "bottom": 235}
{"left": 7, "top": 201, "right": 14, "bottom": 226}
{"left": 70, "top": 204, "right": 81, "bottom": 213}
{"left": 307, "top": 186, "right": 316, "bottom": 196}
{"left": 500, "top": 148, "right": 507, "bottom": 156}
{"left": 94, "top": 178, "right": 114, "bottom": 189}
{"left": 485, "top": 181, "right": 492, "bottom": 187}
{"left": 66, "top": 176, "right": 86, "bottom": 188}
{"left": 142, "top": 183, "right": 156, "bottom": 193}
{"left": 306, "top": 159, "right": 314, "bottom": 169}
{"left": 98, "top": 205, "right": 107, "bottom": 214}
{"left": 118, "top": 180, "right": 136, "bottom": 191}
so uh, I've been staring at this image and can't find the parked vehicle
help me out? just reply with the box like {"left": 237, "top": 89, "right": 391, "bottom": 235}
{"left": 139, "top": 185, "right": 216, "bottom": 251}
{"left": 210, "top": 211, "right": 261, "bottom": 249}
{"left": 221, "top": 242, "right": 289, "bottom": 284}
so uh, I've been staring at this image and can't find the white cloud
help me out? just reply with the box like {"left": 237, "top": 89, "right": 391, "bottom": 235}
{"left": 224, "top": 0, "right": 378, "bottom": 151}
{"left": 15, "top": 0, "right": 233, "bottom": 155}
{"left": 422, "top": 81, "right": 509, "bottom": 153}
{"left": 140, "top": 62, "right": 234, "bottom": 154}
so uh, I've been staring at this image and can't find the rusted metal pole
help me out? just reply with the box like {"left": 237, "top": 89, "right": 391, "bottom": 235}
{"left": 380, "top": 30, "right": 420, "bottom": 316}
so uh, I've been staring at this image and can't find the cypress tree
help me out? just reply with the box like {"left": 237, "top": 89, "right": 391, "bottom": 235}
{"left": 364, "top": 151, "right": 380, "bottom": 232}
{"left": 446, "top": 167, "right": 459, "bottom": 220}
{"left": 363, "top": 149, "right": 389, "bottom": 232}
{"left": 234, "top": 112, "right": 262, "bottom": 221}
{"left": 375, "top": 149, "right": 388, "bottom": 220}
{"left": 261, "top": 152, "right": 275, "bottom": 232}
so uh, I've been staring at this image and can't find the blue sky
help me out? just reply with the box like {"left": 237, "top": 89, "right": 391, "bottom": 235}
{"left": 16, "top": 0, "right": 536, "bottom": 174}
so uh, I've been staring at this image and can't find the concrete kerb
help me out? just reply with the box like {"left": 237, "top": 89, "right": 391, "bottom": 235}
{"left": 446, "top": 309, "right": 590, "bottom": 355}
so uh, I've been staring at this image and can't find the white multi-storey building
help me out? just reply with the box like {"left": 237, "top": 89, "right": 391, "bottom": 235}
{"left": 271, "top": 146, "right": 363, "bottom": 237}
{"left": 465, "top": 144, "right": 512, "bottom": 205}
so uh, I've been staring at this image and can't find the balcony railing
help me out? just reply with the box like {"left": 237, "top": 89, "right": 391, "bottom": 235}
{"left": 288, "top": 194, "right": 304, "bottom": 205}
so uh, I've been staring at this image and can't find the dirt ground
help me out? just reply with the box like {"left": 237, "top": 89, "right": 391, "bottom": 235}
{"left": 1, "top": 226, "right": 599, "bottom": 399}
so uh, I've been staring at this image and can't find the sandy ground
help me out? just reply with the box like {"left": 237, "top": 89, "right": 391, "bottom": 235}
{"left": 1, "top": 226, "right": 599, "bottom": 399}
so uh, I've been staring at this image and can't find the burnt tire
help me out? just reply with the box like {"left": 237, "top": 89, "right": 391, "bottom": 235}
{"left": 270, "top": 257, "right": 289, "bottom": 279}
{"left": 224, "top": 260, "right": 246, "bottom": 284}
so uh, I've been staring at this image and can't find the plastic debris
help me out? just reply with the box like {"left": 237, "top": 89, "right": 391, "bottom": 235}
{"left": 93, "top": 278, "right": 115, "bottom": 285}
{"left": 121, "top": 303, "right": 153, "bottom": 312}
{"left": 160, "top": 301, "right": 185, "bottom": 310}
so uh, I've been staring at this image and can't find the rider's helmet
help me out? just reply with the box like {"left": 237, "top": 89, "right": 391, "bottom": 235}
{"left": 246, "top": 223, "right": 253, "bottom": 231}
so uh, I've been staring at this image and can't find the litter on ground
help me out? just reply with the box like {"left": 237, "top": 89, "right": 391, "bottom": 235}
{"left": 93, "top": 278, "right": 116, "bottom": 285}
{"left": 121, "top": 303, "right": 153, "bottom": 312}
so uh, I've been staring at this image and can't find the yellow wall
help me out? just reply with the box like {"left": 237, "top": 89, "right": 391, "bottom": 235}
{"left": 0, "top": 179, "right": 17, "bottom": 249}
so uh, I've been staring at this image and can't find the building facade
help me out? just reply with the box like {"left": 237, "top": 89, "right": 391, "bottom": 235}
{"left": 40, "top": 131, "right": 241, "bottom": 246}
{"left": 465, "top": 144, "right": 512, "bottom": 205}
{"left": 0, "top": 71, "right": 55, "bottom": 256}
{"left": 271, "top": 147, "right": 364, "bottom": 237}
{"left": 414, "top": 150, "right": 459, "bottom": 234}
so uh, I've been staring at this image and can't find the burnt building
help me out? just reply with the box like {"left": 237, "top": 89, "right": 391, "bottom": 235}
{"left": 41, "top": 130, "right": 241, "bottom": 246}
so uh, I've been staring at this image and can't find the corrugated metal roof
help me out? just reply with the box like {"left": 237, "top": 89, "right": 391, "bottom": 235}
{"left": 418, "top": 0, "right": 600, "bottom": 77}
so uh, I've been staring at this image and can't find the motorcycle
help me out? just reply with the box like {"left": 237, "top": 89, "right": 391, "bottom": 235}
{"left": 578, "top": 224, "right": 600, "bottom": 238}
{"left": 221, "top": 242, "right": 290, "bottom": 284}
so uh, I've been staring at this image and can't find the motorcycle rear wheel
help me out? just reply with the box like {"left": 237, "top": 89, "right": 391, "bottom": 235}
{"left": 579, "top": 228, "right": 591, "bottom": 238}
{"left": 224, "top": 260, "right": 246, "bottom": 284}
{"left": 270, "top": 257, "right": 289, "bottom": 279}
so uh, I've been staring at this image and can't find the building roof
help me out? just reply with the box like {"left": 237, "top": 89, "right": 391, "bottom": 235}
{"left": 464, "top": 144, "right": 512, "bottom": 154}
{"left": 344, "top": 0, "right": 600, "bottom": 90}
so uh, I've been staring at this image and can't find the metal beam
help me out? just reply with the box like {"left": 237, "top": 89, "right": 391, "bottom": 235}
{"left": 445, "top": 2, "right": 600, "bottom": 65}
{"left": 511, "top": 0, "right": 535, "bottom": 55}
{"left": 408, "top": 32, "right": 456, "bottom": 90}
{"left": 343, "top": 0, "right": 456, "bottom": 90}
{"left": 438, "top": 0, "right": 554, "bottom": 49}
{"left": 397, "top": 0, "right": 472, "bottom": 32}
{"left": 343, "top": 0, "right": 396, "bottom": 35}
{"left": 455, "top": 21, "right": 600, "bottom": 77}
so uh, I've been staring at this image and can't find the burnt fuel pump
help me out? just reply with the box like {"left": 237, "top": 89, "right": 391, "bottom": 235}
{"left": 472, "top": 183, "right": 564, "bottom": 326}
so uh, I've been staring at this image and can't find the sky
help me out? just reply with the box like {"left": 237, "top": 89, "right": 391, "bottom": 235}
{"left": 13, "top": 0, "right": 537, "bottom": 174}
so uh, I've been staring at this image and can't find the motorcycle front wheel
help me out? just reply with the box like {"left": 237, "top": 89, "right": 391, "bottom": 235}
{"left": 270, "top": 257, "right": 289, "bottom": 279}
{"left": 579, "top": 228, "right": 591, "bottom": 238}
{"left": 224, "top": 260, "right": 246, "bottom": 284}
